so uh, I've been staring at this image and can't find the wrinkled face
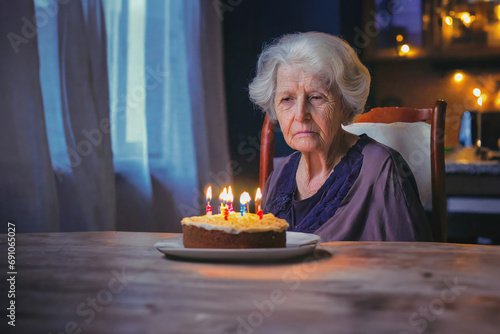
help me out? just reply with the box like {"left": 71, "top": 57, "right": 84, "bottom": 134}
{"left": 274, "top": 65, "right": 344, "bottom": 154}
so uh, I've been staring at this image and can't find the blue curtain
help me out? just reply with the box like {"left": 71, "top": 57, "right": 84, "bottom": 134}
{"left": 0, "top": 0, "right": 116, "bottom": 232}
{"left": 0, "top": 0, "right": 59, "bottom": 232}
{"left": 105, "top": 0, "right": 231, "bottom": 232}
{"left": 56, "top": 0, "right": 116, "bottom": 231}
{"left": 0, "top": 0, "right": 230, "bottom": 232}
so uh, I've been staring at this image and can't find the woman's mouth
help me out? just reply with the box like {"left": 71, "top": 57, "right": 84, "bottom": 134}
{"left": 294, "top": 131, "right": 315, "bottom": 138}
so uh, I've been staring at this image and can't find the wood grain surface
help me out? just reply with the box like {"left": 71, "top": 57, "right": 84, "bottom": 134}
{"left": 1, "top": 232, "right": 499, "bottom": 334}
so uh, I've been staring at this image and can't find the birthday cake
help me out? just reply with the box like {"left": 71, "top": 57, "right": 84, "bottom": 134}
{"left": 181, "top": 213, "right": 289, "bottom": 249}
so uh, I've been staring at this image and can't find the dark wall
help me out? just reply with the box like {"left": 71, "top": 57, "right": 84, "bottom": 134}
{"left": 223, "top": 0, "right": 366, "bottom": 192}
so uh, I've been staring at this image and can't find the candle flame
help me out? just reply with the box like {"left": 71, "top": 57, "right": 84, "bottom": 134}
{"left": 206, "top": 186, "right": 212, "bottom": 200}
{"left": 220, "top": 187, "right": 228, "bottom": 201}
{"left": 228, "top": 186, "right": 234, "bottom": 202}
{"left": 255, "top": 188, "right": 262, "bottom": 202}
{"left": 240, "top": 191, "right": 251, "bottom": 204}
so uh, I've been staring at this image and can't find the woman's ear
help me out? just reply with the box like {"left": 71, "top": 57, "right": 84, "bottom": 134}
{"left": 338, "top": 98, "right": 351, "bottom": 126}
{"left": 341, "top": 110, "right": 351, "bottom": 126}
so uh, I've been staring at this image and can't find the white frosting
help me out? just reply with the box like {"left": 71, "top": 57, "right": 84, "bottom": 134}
{"left": 181, "top": 221, "right": 243, "bottom": 234}
{"left": 181, "top": 213, "right": 289, "bottom": 234}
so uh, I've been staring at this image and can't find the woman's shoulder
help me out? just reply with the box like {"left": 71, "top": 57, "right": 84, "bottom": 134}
{"left": 360, "top": 136, "right": 407, "bottom": 166}
{"left": 357, "top": 136, "right": 418, "bottom": 193}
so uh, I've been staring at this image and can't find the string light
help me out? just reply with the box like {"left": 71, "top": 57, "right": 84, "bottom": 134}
{"left": 461, "top": 13, "right": 471, "bottom": 24}
{"left": 477, "top": 94, "right": 486, "bottom": 107}
{"left": 454, "top": 73, "right": 463, "bottom": 82}
{"left": 459, "top": 12, "right": 474, "bottom": 28}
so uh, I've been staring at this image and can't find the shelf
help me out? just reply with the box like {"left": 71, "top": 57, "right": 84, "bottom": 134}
{"left": 362, "top": 0, "right": 500, "bottom": 63}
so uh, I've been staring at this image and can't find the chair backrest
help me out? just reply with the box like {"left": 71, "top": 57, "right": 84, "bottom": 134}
{"left": 259, "top": 100, "right": 447, "bottom": 242}
{"left": 344, "top": 122, "right": 433, "bottom": 210}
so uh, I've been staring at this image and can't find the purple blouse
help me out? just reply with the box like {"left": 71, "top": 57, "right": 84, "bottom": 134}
{"left": 262, "top": 134, "right": 432, "bottom": 242}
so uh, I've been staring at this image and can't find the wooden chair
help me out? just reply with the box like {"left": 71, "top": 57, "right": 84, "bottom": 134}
{"left": 259, "top": 100, "right": 447, "bottom": 242}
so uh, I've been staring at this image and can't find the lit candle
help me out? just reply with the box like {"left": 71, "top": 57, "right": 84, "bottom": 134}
{"left": 240, "top": 192, "right": 251, "bottom": 216}
{"left": 228, "top": 186, "right": 235, "bottom": 214}
{"left": 224, "top": 190, "right": 230, "bottom": 220}
{"left": 255, "top": 188, "right": 263, "bottom": 219}
{"left": 222, "top": 205, "right": 229, "bottom": 220}
{"left": 219, "top": 187, "right": 227, "bottom": 214}
{"left": 206, "top": 186, "right": 212, "bottom": 216}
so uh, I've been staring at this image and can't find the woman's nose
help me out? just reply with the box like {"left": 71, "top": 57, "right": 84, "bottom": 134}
{"left": 294, "top": 98, "right": 311, "bottom": 122}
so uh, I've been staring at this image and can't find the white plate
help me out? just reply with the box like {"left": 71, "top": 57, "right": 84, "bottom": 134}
{"left": 154, "top": 232, "right": 321, "bottom": 262}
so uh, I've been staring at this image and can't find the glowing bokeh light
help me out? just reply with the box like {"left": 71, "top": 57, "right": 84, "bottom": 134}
{"left": 461, "top": 13, "right": 471, "bottom": 24}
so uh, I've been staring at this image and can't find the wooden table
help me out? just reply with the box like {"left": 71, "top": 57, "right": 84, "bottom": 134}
{"left": 2, "top": 232, "right": 500, "bottom": 334}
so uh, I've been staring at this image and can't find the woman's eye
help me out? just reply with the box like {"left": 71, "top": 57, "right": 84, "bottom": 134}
{"left": 282, "top": 97, "right": 293, "bottom": 102}
{"left": 310, "top": 95, "right": 322, "bottom": 100}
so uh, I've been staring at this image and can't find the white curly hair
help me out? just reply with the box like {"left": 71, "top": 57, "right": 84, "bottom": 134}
{"left": 248, "top": 32, "right": 371, "bottom": 124}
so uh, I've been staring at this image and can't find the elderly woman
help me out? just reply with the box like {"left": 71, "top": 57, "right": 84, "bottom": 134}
{"left": 249, "top": 32, "right": 431, "bottom": 241}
